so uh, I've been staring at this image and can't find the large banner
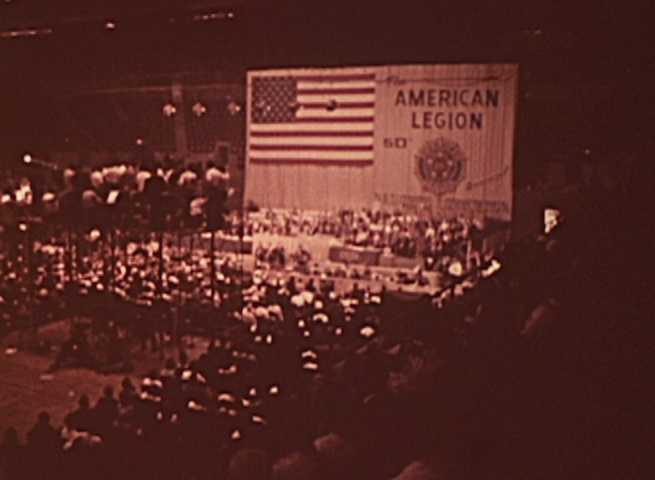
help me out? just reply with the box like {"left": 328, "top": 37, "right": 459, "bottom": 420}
{"left": 246, "top": 64, "right": 518, "bottom": 220}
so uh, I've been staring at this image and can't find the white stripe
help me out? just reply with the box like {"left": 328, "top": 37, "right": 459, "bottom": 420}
{"left": 297, "top": 80, "right": 376, "bottom": 90}
{"left": 251, "top": 122, "right": 374, "bottom": 132}
{"left": 296, "top": 108, "right": 374, "bottom": 118}
{"left": 249, "top": 67, "right": 376, "bottom": 78}
{"left": 296, "top": 94, "right": 375, "bottom": 103}
{"left": 251, "top": 137, "right": 374, "bottom": 146}
{"left": 249, "top": 151, "right": 373, "bottom": 160}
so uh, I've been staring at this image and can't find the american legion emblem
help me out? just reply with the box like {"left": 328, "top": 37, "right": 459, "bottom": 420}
{"left": 415, "top": 137, "right": 467, "bottom": 196}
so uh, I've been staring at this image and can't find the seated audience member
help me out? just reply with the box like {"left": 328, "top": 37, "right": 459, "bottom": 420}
{"left": 26, "top": 411, "right": 61, "bottom": 453}
{"left": 0, "top": 427, "right": 25, "bottom": 480}
{"left": 94, "top": 386, "right": 119, "bottom": 434}
{"left": 64, "top": 395, "right": 95, "bottom": 433}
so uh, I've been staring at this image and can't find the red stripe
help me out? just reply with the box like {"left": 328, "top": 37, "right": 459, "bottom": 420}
{"left": 297, "top": 88, "right": 375, "bottom": 95}
{"left": 250, "top": 131, "right": 373, "bottom": 137}
{"left": 300, "top": 102, "right": 374, "bottom": 109}
{"left": 292, "top": 73, "right": 375, "bottom": 82}
{"left": 291, "top": 116, "right": 374, "bottom": 123}
{"left": 250, "top": 145, "right": 373, "bottom": 152}
{"left": 250, "top": 158, "right": 374, "bottom": 166}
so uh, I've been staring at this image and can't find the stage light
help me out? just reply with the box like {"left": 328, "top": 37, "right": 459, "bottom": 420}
{"left": 105, "top": 21, "right": 116, "bottom": 30}
{"left": 192, "top": 102, "right": 207, "bottom": 117}
{"left": 23, "top": 154, "right": 32, "bottom": 164}
{"left": 162, "top": 103, "right": 176, "bottom": 117}
{"left": 136, "top": 138, "right": 144, "bottom": 146}
{"left": 227, "top": 100, "right": 241, "bottom": 115}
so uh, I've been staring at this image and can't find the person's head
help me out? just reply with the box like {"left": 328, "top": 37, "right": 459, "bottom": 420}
{"left": 37, "top": 411, "right": 50, "bottom": 424}
{"left": 179, "top": 351, "right": 189, "bottom": 366}
{"left": 121, "top": 377, "right": 133, "bottom": 390}
{"left": 103, "top": 385, "right": 114, "bottom": 398}
{"left": 78, "top": 394, "right": 90, "bottom": 409}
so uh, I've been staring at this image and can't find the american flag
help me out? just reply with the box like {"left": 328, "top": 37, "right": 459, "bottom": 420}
{"left": 248, "top": 71, "right": 376, "bottom": 164}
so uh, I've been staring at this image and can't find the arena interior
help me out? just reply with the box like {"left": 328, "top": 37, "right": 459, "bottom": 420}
{"left": 0, "top": 1, "right": 651, "bottom": 479}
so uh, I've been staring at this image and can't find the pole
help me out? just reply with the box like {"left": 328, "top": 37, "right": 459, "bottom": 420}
{"left": 210, "top": 228, "right": 216, "bottom": 307}
{"left": 109, "top": 228, "right": 116, "bottom": 292}
{"left": 66, "top": 227, "right": 73, "bottom": 284}
{"left": 158, "top": 230, "right": 164, "bottom": 299}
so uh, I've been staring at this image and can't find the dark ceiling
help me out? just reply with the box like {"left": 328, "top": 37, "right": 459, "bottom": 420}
{"left": 1, "top": 0, "right": 653, "bottom": 167}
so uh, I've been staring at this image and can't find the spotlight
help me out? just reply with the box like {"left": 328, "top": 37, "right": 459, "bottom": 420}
{"left": 23, "top": 154, "right": 32, "bottom": 164}
{"left": 163, "top": 103, "right": 177, "bottom": 117}
{"left": 227, "top": 100, "right": 241, "bottom": 115}
{"left": 105, "top": 21, "right": 116, "bottom": 30}
{"left": 192, "top": 102, "right": 207, "bottom": 117}
{"left": 136, "top": 138, "right": 144, "bottom": 146}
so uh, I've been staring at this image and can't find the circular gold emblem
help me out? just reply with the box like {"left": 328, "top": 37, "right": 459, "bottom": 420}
{"left": 415, "top": 137, "right": 467, "bottom": 196}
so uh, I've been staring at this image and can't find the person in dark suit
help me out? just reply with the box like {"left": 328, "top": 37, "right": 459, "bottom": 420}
{"left": 64, "top": 395, "right": 95, "bottom": 433}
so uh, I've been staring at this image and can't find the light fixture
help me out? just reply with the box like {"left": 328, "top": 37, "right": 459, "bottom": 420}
{"left": 163, "top": 103, "right": 176, "bottom": 117}
{"left": 105, "top": 21, "right": 116, "bottom": 30}
{"left": 192, "top": 102, "right": 207, "bottom": 117}
{"left": 227, "top": 100, "right": 241, "bottom": 115}
{"left": 23, "top": 153, "right": 32, "bottom": 164}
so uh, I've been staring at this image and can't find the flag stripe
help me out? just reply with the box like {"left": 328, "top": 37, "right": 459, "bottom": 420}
{"left": 251, "top": 122, "right": 373, "bottom": 132}
{"left": 250, "top": 151, "right": 373, "bottom": 160}
{"left": 298, "top": 81, "right": 376, "bottom": 90}
{"left": 256, "top": 116, "right": 374, "bottom": 123}
{"left": 251, "top": 144, "right": 373, "bottom": 151}
{"left": 297, "top": 93, "right": 375, "bottom": 103}
{"left": 300, "top": 101, "right": 375, "bottom": 109}
{"left": 250, "top": 158, "right": 374, "bottom": 166}
{"left": 297, "top": 109, "right": 374, "bottom": 118}
{"left": 251, "top": 136, "right": 374, "bottom": 146}
{"left": 251, "top": 130, "right": 373, "bottom": 137}
{"left": 297, "top": 87, "right": 375, "bottom": 95}
{"left": 293, "top": 73, "right": 376, "bottom": 82}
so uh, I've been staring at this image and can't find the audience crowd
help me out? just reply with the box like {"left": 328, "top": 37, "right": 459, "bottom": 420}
{"left": 2, "top": 155, "right": 638, "bottom": 479}
{"left": 0, "top": 213, "right": 576, "bottom": 479}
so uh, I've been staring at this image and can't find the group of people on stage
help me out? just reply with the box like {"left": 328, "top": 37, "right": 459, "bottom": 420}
{"left": 243, "top": 208, "right": 487, "bottom": 260}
